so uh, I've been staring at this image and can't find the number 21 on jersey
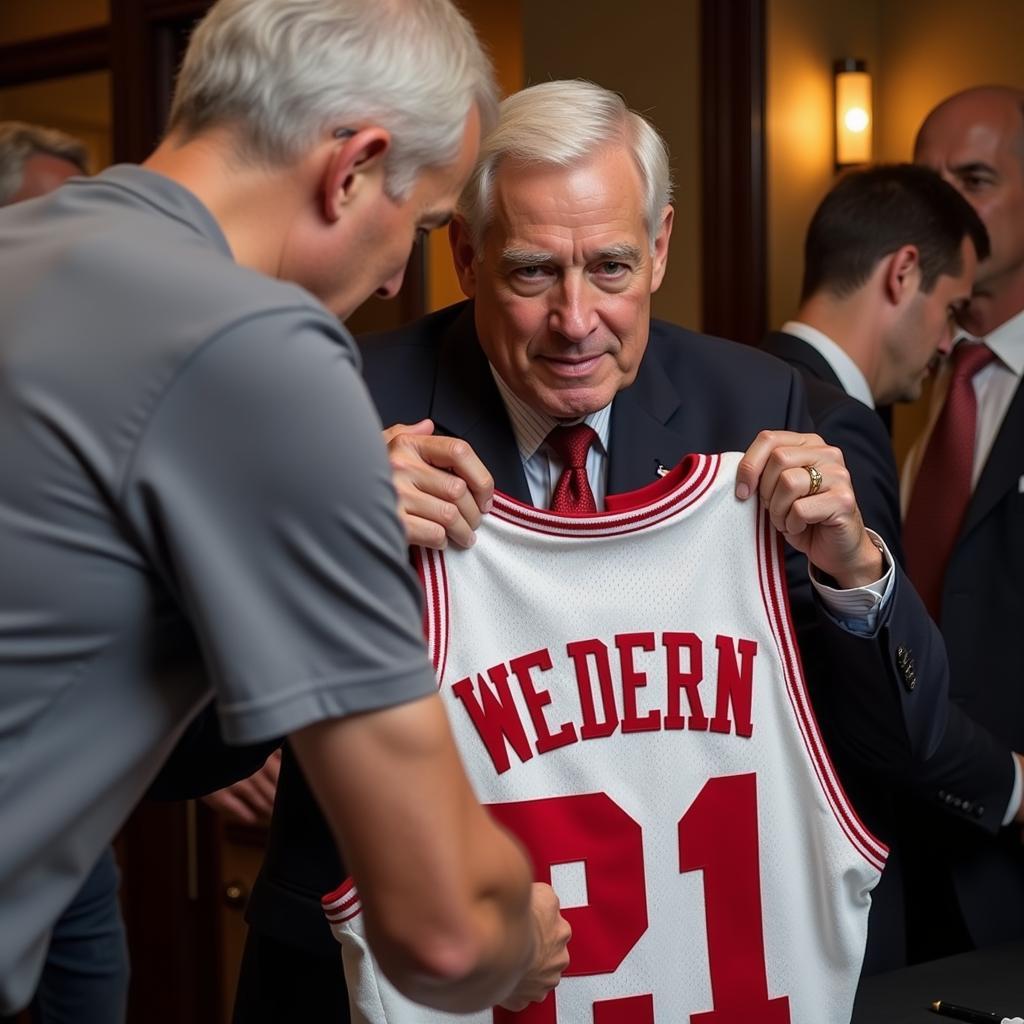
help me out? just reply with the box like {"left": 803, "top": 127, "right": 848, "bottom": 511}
{"left": 489, "top": 772, "right": 791, "bottom": 1024}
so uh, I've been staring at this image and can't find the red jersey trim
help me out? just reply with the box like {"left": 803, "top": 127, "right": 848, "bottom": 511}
{"left": 756, "top": 507, "right": 888, "bottom": 873}
{"left": 322, "top": 879, "right": 361, "bottom": 925}
{"left": 491, "top": 452, "right": 721, "bottom": 538}
{"left": 416, "top": 547, "right": 449, "bottom": 679}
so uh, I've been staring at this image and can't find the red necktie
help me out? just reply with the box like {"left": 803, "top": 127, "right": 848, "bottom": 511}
{"left": 904, "top": 341, "right": 996, "bottom": 619}
{"left": 547, "top": 424, "right": 598, "bottom": 513}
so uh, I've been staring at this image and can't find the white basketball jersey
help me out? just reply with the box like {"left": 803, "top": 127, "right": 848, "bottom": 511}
{"left": 324, "top": 451, "right": 885, "bottom": 1024}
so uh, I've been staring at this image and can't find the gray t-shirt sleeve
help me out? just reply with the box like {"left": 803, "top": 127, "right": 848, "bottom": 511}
{"left": 124, "top": 307, "right": 436, "bottom": 743}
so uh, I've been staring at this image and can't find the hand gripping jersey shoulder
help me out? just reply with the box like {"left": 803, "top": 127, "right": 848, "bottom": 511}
{"left": 324, "top": 452, "right": 885, "bottom": 1024}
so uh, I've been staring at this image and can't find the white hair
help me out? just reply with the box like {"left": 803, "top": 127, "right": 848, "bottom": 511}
{"left": 168, "top": 0, "right": 498, "bottom": 198}
{"left": 457, "top": 79, "right": 673, "bottom": 250}
{"left": 0, "top": 122, "right": 88, "bottom": 205}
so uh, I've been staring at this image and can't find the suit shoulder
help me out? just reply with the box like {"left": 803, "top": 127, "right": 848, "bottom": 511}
{"left": 648, "top": 319, "right": 798, "bottom": 386}
{"left": 792, "top": 371, "right": 890, "bottom": 445}
{"left": 813, "top": 386, "right": 894, "bottom": 464}
{"left": 358, "top": 301, "right": 469, "bottom": 364}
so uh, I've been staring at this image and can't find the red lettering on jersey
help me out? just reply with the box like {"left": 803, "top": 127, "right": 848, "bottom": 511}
{"left": 452, "top": 664, "right": 534, "bottom": 774}
{"left": 511, "top": 648, "right": 578, "bottom": 755}
{"left": 490, "top": 792, "right": 648, "bottom": 1024}
{"left": 679, "top": 774, "right": 791, "bottom": 1023}
{"left": 616, "top": 632, "right": 661, "bottom": 733}
{"left": 663, "top": 631, "right": 709, "bottom": 731}
{"left": 593, "top": 994, "right": 655, "bottom": 1023}
{"left": 567, "top": 639, "right": 619, "bottom": 740}
{"left": 455, "top": 631, "right": 759, "bottom": 768}
{"left": 710, "top": 635, "right": 757, "bottom": 737}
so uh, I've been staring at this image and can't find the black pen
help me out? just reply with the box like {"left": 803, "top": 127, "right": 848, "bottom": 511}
{"left": 931, "top": 999, "right": 1020, "bottom": 1024}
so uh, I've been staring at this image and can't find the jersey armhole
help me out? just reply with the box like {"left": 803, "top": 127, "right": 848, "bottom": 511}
{"left": 412, "top": 546, "right": 449, "bottom": 687}
{"left": 756, "top": 506, "right": 889, "bottom": 873}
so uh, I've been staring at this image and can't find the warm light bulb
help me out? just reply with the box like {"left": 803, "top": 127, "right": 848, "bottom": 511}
{"left": 834, "top": 62, "right": 872, "bottom": 166}
{"left": 844, "top": 107, "right": 870, "bottom": 133}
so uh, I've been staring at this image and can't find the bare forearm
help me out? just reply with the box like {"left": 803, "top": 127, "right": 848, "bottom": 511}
{"left": 290, "top": 700, "right": 538, "bottom": 1011}
{"left": 389, "top": 802, "right": 536, "bottom": 1011}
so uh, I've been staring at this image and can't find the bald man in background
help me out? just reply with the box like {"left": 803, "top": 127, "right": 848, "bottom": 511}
{"left": 905, "top": 85, "right": 1024, "bottom": 959}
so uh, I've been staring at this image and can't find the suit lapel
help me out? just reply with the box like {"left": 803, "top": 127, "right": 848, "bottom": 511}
{"left": 607, "top": 327, "right": 690, "bottom": 495}
{"left": 961, "top": 375, "right": 1024, "bottom": 542}
{"left": 430, "top": 306, "right": 532, "bottom": 502}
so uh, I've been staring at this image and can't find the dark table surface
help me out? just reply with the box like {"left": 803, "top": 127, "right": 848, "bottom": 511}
{"left": 852, "top": 941, "right": 1024, "bottom": 1023}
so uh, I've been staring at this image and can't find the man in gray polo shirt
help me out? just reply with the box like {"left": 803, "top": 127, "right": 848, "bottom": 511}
{"left": 0, "top": 0, "right": 571, "bottom": 1017}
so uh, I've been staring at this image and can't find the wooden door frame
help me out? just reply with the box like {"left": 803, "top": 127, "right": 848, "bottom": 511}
{"left": 700, "top": 0, "right": 767, "bottom": 344}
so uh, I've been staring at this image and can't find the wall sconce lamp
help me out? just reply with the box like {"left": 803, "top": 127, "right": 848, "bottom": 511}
{"left": 834, "top": 58, "right": 872, "bottom": 168}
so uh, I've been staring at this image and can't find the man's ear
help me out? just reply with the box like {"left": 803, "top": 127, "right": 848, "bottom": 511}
{"left": 649, "top": 205, "right": 675, "bottom": 293}
{"left": 883, "top": 244, "right": 921, "bottom": 306}
{"left": 449, "top": 217, "right": 479, "bottom": 298}
{"left": 321, "top": 127, "right": 391, "bottom": 223}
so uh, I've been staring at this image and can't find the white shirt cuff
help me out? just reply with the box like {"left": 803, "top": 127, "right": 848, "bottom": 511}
{"left": 809, "top": 530, "right": 895, "bottom": 632}
{"left": 1002, "top": 754, "right": 1023, "bottom": 827}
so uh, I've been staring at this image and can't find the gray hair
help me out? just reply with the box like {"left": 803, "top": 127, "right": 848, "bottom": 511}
{"left": 168, "top": 0, "right": 498, "bottom": 199}
{"left": 0, "top": 122, "right": 88, "bottom": 205}
{"left": 457, "top": 79, "right": 673, "bottom": 250}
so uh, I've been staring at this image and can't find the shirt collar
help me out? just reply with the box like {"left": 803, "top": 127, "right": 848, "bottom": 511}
{"left": 974, "top": 306, "right": 1024, "bottom": 379}
{"left": 781, "top": 320, "right": 875, "bottom": 408}
{"left": 80, "top": 164, "right": 233, "bottom": 257}
{"left": 490, "top": 367, "right": 611, "bottom": 460}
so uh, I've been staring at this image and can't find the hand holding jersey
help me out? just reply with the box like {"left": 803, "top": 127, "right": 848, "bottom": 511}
{"left": 499, "top": 884, "right": 572, "bottom": 1012}
{"left": 383, "top": 419, "right": 495, "bottom": 549}
{"left": 385, "top": 423, "right": 886, "bottom": 590}
{"left": 737, "top": 429, "right": 885, "bottom": 589}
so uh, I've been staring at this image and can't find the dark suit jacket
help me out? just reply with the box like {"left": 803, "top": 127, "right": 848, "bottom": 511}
{"left": 926, "top": 361, "right": 1024, "bottom": 946}
{"left": 241, "top": 304, "right": 951, "bottom": 992}
{"left": 763, "top": 329, "right": 1023, "bottom": 950}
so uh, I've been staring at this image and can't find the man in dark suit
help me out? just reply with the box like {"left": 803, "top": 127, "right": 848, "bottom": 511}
{"left": 236, "top": 82, "right": 952, "bottom": 1020}
{"left": 895, "top": 85, "right": 1024, "bottom": 958}
{"left": 764, "top": 163, "right": 1023, "bottom": 966}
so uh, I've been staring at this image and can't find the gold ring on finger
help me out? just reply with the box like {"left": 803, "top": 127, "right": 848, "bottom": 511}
{"left": 806, "top": 465, "right": 823, "bottom": 497}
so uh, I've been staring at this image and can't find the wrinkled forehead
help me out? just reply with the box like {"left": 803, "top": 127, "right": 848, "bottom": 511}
{"left": 486, "top": 149, "right": 647, "bottom": 243}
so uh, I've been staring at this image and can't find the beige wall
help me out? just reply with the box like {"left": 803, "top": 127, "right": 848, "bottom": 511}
{"left": 767, "top": 0, "right": 1024, "bottom": 464}
{"left": 766, "top": 0, "right": 880, "bottom": 330}
{"left": 521, "top": 0, "right": 701, "bottom": 329}
{"left": 768, "top": 0, "right": 1024, "bottom": 327}
{"left": 875, "top": 1, "right": 1024, "bottom": 163}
